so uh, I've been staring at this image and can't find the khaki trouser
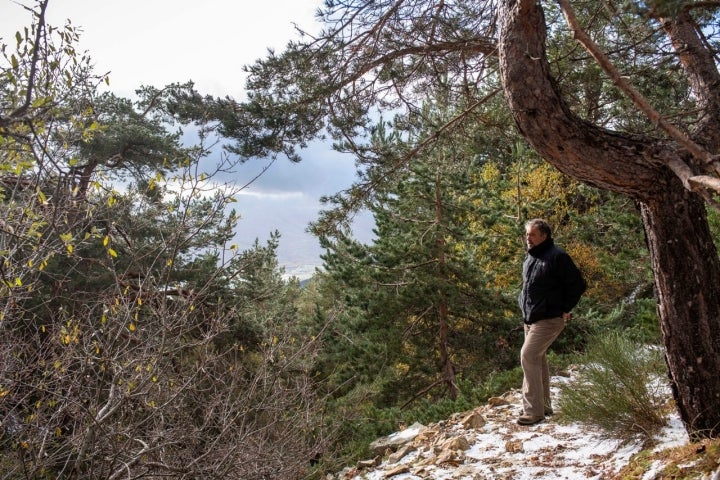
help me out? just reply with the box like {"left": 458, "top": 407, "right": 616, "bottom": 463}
{"left": 521, "top": 316, "right": 565, "bottom": 417}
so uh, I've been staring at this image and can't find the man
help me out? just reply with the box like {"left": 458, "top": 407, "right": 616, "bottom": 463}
{"left": 517, "top": 219, "right": 586, "bottom": 425}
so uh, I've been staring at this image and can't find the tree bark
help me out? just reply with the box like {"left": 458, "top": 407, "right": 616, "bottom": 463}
{"left": 498, "top": 0, "right": 720, "bottom": 437}
{"left": 640, "top": 180, "right": 720, "bottom": 437}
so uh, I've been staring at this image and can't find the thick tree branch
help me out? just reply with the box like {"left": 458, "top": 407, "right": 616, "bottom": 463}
{"left": 558, "top": 0, "right": 720, "bottom": 187}
{"left": 666, "top": 157, "right": 720, "bottom": 209}
{"left": 499, "top": 0, "right": 661, "bottom": 199}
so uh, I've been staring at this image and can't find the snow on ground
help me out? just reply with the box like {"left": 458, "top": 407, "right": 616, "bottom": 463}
{"left": 338, "top": 373, "right": 690, "bottom": 480}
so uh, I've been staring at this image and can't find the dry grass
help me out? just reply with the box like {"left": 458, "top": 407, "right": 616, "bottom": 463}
{"left": 613, "top": 436, "right": 720, "bottom": 479}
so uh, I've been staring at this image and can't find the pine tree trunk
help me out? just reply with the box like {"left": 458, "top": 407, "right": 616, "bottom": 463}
{"left": 640, "top": 181, "right": 720, "bottom": 437}
{"left": 435, "top": 176, "right": 459, "bottom": 399}
{"left": 437, "top": 299, "right": 458, "bottom": 399}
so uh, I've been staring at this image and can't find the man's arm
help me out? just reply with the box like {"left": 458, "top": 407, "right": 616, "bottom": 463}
{"left": 560, "top": 252, "right": 587, "bottom": 314}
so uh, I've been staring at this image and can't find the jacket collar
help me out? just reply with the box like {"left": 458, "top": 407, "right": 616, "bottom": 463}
{"left": 528, "top": 237, "right": 554, "bottom": 257}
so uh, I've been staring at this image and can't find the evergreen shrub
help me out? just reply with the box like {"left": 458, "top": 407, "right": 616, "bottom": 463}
{"left": 557, "top": 331, "right": 668, "bottom": 441}
{"left": 598, "top": 298, "right": 661, "bottom": 344}
{"left": 471, "top": 367, "right": 525, "bottom": 401}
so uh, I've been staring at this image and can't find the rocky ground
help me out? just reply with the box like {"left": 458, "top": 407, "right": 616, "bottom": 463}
{"left": 329, "top": 372, "right": 720, "bottom": 480}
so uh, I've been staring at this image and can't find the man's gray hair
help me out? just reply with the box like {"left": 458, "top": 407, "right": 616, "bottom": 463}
{"left": 525, "top": 218, "right": 552, "bottom": 238}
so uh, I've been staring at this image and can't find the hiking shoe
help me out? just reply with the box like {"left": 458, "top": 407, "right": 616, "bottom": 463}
{"left": 516, "top": 414, "right": 544, "bottom": 426}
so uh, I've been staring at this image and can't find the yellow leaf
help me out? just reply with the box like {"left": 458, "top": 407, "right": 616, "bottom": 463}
{"left": 14, "top": 278, "right": 22, "bottom": 286}
{"left": 66, "top": 244, "right": 73, "bottom": 254}
{"left": 103, "top": 236, "right": 109, "bottom": 246}
{"left": 108, "top": 248, "right": 117, "bottom": 258}
{"left": 129, "top": 322, "right": 136, "bottom": 332}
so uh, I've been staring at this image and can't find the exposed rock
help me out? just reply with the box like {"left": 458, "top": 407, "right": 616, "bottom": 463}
{"left": 504, "top": 439, "right": 524, "bottom": 453}
{"left": 356, "top": 457, "right": 380, "bottom": 469}
{"left": 487, "top": 396, "right": 509, "bottom": 407}
{"left": 387, "top": 443, "right": 416, "bottom": 463}
{"left": 382, "top": 464, "right": 409, "bottom": 477}
{"left": 440, "top": 435, "right": 470, "bottom": 452}
{"left": 369, "top": 422, "right": 426, "bottom": 457}
{"left": 460, "top": 410, "right": 487, "bottom": 429}
{"left": 412, "top": 425, "right": 439, "bottom": 446}
{"left": 434, "top": 448, "right": 465, "bottom": 466}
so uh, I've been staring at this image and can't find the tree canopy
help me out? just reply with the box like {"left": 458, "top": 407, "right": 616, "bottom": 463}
{"left": 188, "top": 0, "right": 720, "bottom": 438}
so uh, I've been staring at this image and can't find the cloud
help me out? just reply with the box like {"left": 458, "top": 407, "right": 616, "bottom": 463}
{"left": 0, "top": 0, "right": 323, "bottom": 98}
{"left": 236, "top": 190, "right": 305, "bottom": 200}
{"left": 1, "top": 0, "right": 372, "bottom": 278}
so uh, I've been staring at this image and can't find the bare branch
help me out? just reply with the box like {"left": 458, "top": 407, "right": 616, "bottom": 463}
{"left": 6, "top": 0, "right": 48, "bottom": 121}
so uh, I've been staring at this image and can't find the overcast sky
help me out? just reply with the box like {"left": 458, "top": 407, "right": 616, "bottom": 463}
{"left": 1, "top": 0, "right": 373, "bottom": 279}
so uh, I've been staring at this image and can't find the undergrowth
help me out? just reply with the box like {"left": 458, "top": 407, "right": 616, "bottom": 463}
{"left": 614, "top": 437, "right": 720, "bottom": 479}
{"left": 557, "top": 331, "right": 668, "bottom": 442}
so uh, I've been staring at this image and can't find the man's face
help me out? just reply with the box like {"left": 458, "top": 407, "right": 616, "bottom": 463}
{"left": 525, "top": 226, "right": 547, "bottom": 249}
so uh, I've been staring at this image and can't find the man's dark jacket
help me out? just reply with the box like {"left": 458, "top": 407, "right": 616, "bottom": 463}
{"left": 518, "top": 238, "right": 587, "bottom": 324}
